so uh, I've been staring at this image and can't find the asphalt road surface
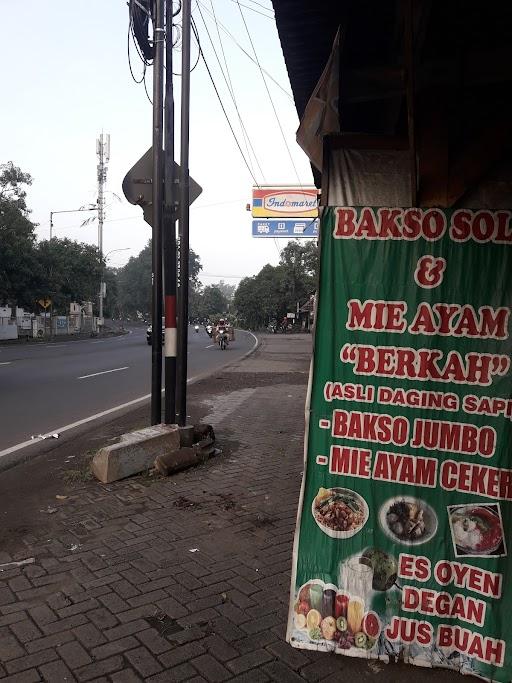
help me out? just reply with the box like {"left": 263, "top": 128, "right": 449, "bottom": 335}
{"left": 0, "top": 325, "right": 255, "bottom": 455}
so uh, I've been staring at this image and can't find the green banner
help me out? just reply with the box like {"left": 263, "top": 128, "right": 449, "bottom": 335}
{"left": 288, "top": 207, "right": 512, "bottom": 681}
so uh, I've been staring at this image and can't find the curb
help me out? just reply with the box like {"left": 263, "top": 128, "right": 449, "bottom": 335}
{"left": 187, "top": 329, "right": 259, "bottom": 387}
{"left": 0, "top": 330, "right": 259, "bottom": 472}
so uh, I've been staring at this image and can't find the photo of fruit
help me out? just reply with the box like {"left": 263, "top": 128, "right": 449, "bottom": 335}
{"left": 360, "top": 548, "right": 399, "bottom": 591}
{"left": 293, "top": 579, "right": 380, "bottom": 652}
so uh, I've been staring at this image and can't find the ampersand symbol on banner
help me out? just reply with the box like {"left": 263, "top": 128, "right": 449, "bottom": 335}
{"left": 414, "top": 255, "right": 447, "bottom": 289}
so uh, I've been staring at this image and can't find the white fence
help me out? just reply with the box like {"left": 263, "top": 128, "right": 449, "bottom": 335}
{"left": 1, "top": 315, "right": 98, "bottom": 340}
{"left": 0, "top": 318, "right": 18, "bottom": 341}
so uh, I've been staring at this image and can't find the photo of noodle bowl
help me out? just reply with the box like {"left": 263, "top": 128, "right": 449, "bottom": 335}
{"left": 448, "top": 504, "right": 506, "bottom": 557}
{"left": 312, "top": 487, "right": 369, "bottom": 539}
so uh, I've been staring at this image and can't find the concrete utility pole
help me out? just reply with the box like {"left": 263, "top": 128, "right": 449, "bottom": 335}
{"left": 96, "top": 133, "right": 110, "bottom": 327}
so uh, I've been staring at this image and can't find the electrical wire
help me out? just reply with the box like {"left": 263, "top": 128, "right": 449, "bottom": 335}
{"left": 235, "top": 1, "right": 306, "bottom": 192}
{"left": 127, "top": 21, "right": 146, "bottom": 84}
{"left": 196, "top": 1, "right": 292, "bottom": 100}
{"left": 236, "top": 0, "right": 274, "bottom": 13}
{"left": 143, "top": 70, "right": 153, "bottom": 104}
{"left": 227, "top": 0, "right": 274, "bottom": 20}
{"left": 196, "top": 2, "right": 265, "bottom": 183}
{"left": 48, "top": 198, "right": 252, "bottom": 232}
{"left": 191, "top": 18, "right": 260, "bottom": 186}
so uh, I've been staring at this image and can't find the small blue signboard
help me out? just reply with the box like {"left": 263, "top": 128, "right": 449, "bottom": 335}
{"left": 252, "top": 219, "right": 319, "bottom": 238}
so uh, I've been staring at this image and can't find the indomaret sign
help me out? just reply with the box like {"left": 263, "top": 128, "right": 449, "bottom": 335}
{"left": 288, "top": 206, "right": 512, "bottom": 681}
{"left": 251, "top": 186, "right": 318, "bottom": 219}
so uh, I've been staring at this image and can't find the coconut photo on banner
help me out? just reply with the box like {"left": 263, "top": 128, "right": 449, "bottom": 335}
{"left": 287, "top": 206, "right": 512, "bottom": 682}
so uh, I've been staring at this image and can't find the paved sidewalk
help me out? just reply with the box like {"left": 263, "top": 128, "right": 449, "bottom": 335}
{"left": 0, "top": 335, "right": 472, "bottom": 682}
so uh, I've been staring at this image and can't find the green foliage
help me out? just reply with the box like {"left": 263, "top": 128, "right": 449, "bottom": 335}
{"left": 194, "top": 285, "right": 228, "bottom": 321}
{"left": 1, "top": 162, "right": 109, "bottom": 313}
{"left": 116, "top": 240, "right": 152, "bottom": 318}
{"left": 115, "top": 239, "right": 203, "bottom": 319}
{"left": 214, "top": 280, "right": 236, "bottom": 302}
{"left": 0, "top": 163, "right": 38, "bottom": 307}
{"left": 233, "top": 240, "right": 318, "bottom": 329}
{"left": 36, "top": 238, "right": 104, "bottom": 312}
{"left": 103, "top": 267, "right": 119, "bottom": 318}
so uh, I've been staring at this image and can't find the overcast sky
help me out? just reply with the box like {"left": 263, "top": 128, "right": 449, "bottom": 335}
{"left": 1, "top": 1, "right": 313, "bottom": 285}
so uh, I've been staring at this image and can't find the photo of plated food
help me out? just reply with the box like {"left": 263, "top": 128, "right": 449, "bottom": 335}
{"left": 448, "top": 504, "right": 506, "bottom": 557}
{"left": 292, "top": 579, "right": 381, "bottom": 651}
{"left": 379, "top": 496, "right": 437, "bottom": 545}
{"left": 312, "top": 487, "right": 369, "bottom": 539}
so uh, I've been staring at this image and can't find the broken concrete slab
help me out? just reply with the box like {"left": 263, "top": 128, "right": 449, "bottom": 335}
{"left": 154, "top": 447, "right": 199, "bottom": 476}
{"left": 195, "top": 437, "right": 215, "bottom": 463}
{"left": 91, "top": 424, "right": 180, "bottom": 483}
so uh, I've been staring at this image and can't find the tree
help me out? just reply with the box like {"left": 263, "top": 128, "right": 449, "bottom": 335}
{"left": 103, "top": 267, "right": 119, "bottom": 318}
{"left": 35, "top": 238, "right": 104, "bottom": 312}
{"left": 0, "top": 163, "right": 39, "bottom": 307}
{"left": 214, "top": 280, "right": 236, "bottom": 302}
{"left": 116, "top": 240, "right": 203, "bottom": 319}
{"left": 234, "top": 265, "right": 284, "bottom": 329}
{"left": 278, "top": 240, "right": 318, "bottom": 313}
{"left": 199, "top": 286, "right": 228, "bottom": 320}
{"left": 233, "top": 240, "right": 319, "bottom": 329}
{"left": 116, "top": 241, "right": 152, "bottom": 318}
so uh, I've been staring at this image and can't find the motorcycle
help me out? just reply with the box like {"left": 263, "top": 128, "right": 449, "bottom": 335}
{"left": 194, "top": 324, "right": 199, "bottom": 333}
{"left": 218, "top": 328, "right": 228, "bottom": 350}
{"left": 206, "top": 324, "right": 213, "bottom": 337}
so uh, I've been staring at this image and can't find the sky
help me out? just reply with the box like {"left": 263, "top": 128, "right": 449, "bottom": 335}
{"left": 1, "top": 0, "right": 314, "bottom": 286}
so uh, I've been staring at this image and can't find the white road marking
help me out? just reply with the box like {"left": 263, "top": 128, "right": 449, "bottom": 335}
{"left": 0, "top": 362, "right": 11, "bottom": 366}
{"left": 0, "top": 330, "right": 260, "bottom": 463}
{"left": 205, "top": 344, "right": 216, "bottom": 349}
{"left": 78, "top": 366, "right": 129, "bottom": 380}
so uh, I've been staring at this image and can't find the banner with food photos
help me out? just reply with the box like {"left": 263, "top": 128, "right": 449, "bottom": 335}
{"left": 287, "top": 206, "right": 512, "bottom": 682}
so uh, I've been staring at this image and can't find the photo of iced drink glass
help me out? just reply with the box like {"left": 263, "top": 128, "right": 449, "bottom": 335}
{"left": 338, "top": 556, "right": 373, "bottom": 607}
{"left": 322, "top": 588, "right": 336, "bottom": 618}
{"left": 309, "top": 583, "right": 323, "bottom": 611}
{"left": 335, "top": 591, "right": 349, "bottom": 618}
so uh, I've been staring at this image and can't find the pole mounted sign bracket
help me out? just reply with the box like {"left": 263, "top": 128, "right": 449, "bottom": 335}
{"left": 122, "top": 147, "right": 202, "bottom": 227}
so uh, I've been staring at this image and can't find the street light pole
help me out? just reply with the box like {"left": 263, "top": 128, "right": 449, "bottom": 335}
{"left": 49, "top": 206, "right": 98, "bottom": 240}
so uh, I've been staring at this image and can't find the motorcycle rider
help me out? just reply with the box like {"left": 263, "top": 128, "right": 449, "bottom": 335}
{"left": 215, "top": 318, "right": 229, "bottom": 349}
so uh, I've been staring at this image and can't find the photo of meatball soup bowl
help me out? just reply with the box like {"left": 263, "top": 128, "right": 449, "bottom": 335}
{"left": 312, "top": 487, "right": 369, "bottom": 539}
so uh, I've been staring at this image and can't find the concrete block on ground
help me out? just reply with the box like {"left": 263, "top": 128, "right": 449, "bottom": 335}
{"left": 91, "top": 424, "right": 180, "bottom": 483}
{"left": 193, "top": 423, "right": 215, "bottom": 443}
{"left": 154, "top": 447, "right": 199, "bottom": 476}
{"left": 179, "top": 425, "right": 195, "bottom": 448}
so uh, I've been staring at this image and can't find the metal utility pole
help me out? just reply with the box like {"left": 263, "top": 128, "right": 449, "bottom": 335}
{"left": 96, "top": 133, "right": 110, "bottom": 327}
{"left": 176, "top": 0, "right": 191, "bottom": 426}
{"left": 163, "top": 0, "right": 177, "bottom": 424}
{"left": 151, "top": 0, "right": 165, "bottom": 425}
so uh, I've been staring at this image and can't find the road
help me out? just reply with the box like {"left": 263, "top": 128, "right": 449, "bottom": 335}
{"left": 0, "top": 325, "right": 255, "bottom": 455}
